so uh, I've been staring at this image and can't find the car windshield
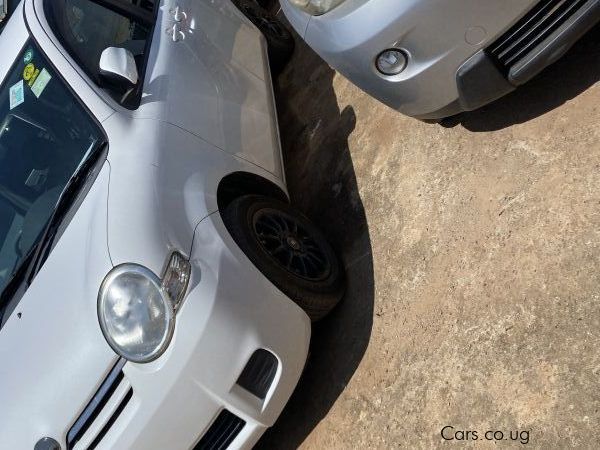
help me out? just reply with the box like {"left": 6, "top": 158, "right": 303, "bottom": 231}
{"left": 0, "top": 41, "right": 104, "bottom": 295}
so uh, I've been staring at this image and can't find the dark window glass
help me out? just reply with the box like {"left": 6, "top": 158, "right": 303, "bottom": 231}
{"left": 0, "top": 41, "right": 104, "bottom": 295}
{"left": 45, "top": 0, "right": 156, "bottom": 107}
{"left": 134, "top": 0, "right": 157, "bottom": 13}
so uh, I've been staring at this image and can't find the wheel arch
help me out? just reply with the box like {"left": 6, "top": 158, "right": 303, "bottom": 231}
{"left": 217, "top": 171, "right": 289, "bottom": 212}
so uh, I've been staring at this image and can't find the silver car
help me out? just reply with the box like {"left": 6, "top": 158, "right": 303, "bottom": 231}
{"left": 281, "top": 0, "right": 600, "bottom": 119}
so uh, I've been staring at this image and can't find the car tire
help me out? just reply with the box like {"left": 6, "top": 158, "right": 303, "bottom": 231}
{"left": 236, "top": 0, "right": 295, "bottom": 74}
{"left": 223, "top": 195, "right": 345, "bottom": 321}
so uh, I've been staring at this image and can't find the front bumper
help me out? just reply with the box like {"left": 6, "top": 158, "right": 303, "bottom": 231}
{"left": 456, "top": 0, "right": 600, "bottom": 115}
{"left": 281, "top": 0, "right": 599, "bottom": 119}
{"left": 93, "top": 213, "right": 311, "bottom": 449}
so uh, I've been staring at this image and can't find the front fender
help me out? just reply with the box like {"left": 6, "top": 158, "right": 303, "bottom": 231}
{"left": 103, "top": 115, "right": 286, "bottom": 274}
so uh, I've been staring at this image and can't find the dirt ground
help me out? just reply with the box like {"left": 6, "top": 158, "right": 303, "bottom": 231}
{"left": 257, "top": 24, "right": 600, "bottom": 450}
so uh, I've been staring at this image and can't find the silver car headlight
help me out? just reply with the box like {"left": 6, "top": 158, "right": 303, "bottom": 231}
{"left": 289, "top": 0, "right": 346, "bottom": 16}
{"left": 98, "top": 253, "right": 191, "bottom": 363}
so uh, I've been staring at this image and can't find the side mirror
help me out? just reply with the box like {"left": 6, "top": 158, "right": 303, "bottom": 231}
{"left": 99, "top": 47, "right": 138, "bottom": 87}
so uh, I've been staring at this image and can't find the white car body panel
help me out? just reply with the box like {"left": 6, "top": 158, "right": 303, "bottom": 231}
{"left": 132, "top": 0, "right": 285, "bottom": 179}
{"left": 102, "top": 114, "right": 286, "bottom": 275}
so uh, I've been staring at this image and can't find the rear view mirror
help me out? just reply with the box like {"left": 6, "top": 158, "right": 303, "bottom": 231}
{"left": 99, "top": 47, "right": 138, "bottom": 87}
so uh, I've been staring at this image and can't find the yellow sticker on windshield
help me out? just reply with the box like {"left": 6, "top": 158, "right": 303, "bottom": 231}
{"left": 23, "top": 63, "right": 36, "bottom": 82}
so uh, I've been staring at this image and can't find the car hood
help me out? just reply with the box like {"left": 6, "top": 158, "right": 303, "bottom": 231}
{"left": 0, "top": 164, "right": 117, "bottom": 448}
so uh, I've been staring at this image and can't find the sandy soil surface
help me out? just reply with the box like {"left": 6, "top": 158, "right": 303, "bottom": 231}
{"left": 257, "top": 24, "right": 600, "bottom": 449}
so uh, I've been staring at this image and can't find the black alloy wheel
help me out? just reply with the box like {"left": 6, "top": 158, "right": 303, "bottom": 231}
{"left": 223, "top": 195, "right": 345, "bottom": 321}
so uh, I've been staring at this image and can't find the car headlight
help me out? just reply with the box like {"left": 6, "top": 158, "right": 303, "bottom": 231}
{"left": 289, "top": 0, "right": 346, "bottom": 16}
{"left": 98, "top": 253, "right": 191, "bottom": 363}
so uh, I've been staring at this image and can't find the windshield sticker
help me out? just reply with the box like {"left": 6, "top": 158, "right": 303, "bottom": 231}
{"left": 23, "top": 63, "right": 36, "bottom": 82}
{"left": 23, "top": 63, "right": 40, "bottom": 87}
{"left": 27, "top": 68, "right": 40, "bottom": 87}
{"left": 31, "top": 68, "right": 51, "bottom": 98}
{"left": 23, "top": 48, "right": 34, "bottom": 65}
{"left": 9, "top": 80, "right": 25, "bottom": 110}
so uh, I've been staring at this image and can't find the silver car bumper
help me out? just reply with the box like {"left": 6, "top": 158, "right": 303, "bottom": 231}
{"left": 282, "top": 0, "right": 600, "bottom": 118}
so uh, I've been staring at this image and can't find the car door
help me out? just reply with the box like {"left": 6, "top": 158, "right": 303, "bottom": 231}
{"left": 137, "top": 0, "right": 284, "bottom": 179}
{"left": 40, "top": 0, "right": 285, "bottom": 180}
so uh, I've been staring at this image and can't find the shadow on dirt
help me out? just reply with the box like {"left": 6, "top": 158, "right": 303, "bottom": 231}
{"left": 443, "top": 23, "right": 600, "bottom": 131}
{"left": 256, "top": 37, "right": 375, "bottom": 450}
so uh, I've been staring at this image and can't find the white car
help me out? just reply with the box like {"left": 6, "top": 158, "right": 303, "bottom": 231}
{"left": 0, "top": 1, "right": 344, "bottom": 449}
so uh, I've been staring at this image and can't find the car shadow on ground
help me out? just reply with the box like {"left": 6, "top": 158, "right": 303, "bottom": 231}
{"left": 255, "top": 39, "right": 375, "bottom": 449}
{"left": 443, "top": 23, "right": 600, "bottom": 132}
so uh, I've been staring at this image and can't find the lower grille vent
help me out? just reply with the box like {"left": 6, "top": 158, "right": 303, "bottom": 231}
{"left": 488, "top": 0, "right": 589, "bottom": 70}
{"left": 67, "top": 359, "right": 132, "bottom": 450}
{"left": 194, "top": 410, "right": 246, "bottom": 450}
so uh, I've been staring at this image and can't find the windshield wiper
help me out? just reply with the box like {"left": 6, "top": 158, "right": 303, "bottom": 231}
{"left": 0, "top": 140, "right": 107, "bottom": 326}
{"left": 25, "top": 140, "right": 108, "bottom": 285}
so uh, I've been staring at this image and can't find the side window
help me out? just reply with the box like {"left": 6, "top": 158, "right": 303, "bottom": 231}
{"left": 45, "top": 0, "right": 157, "bottom": 108}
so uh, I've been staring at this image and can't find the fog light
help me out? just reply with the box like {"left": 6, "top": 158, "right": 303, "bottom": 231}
{"left": 376, "top": 49, "right": 407, "bottom": 76}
